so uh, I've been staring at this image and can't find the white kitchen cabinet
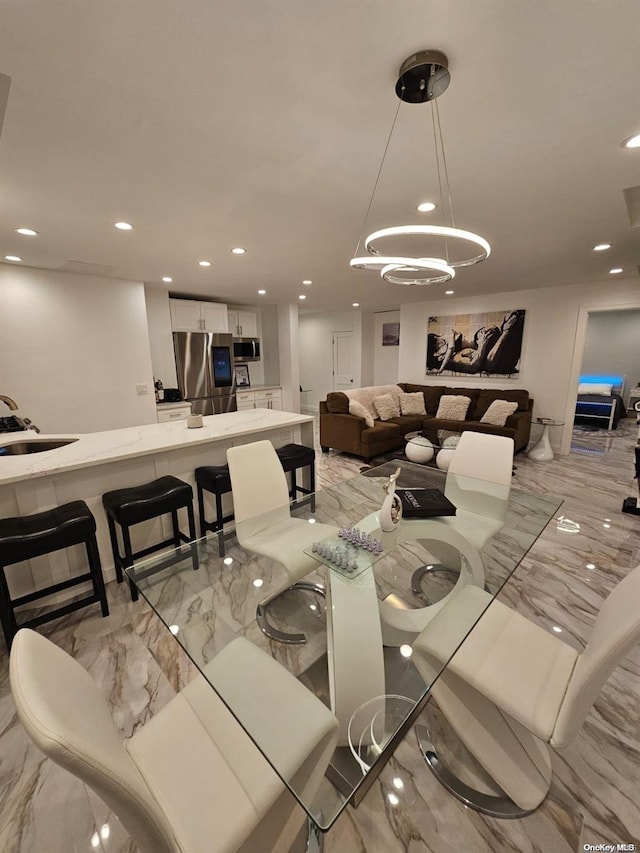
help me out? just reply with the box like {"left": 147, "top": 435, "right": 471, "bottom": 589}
{"left": 227, "top": 309, "right": 258, "bottom": 338}
{"left": 254, "top": 388, "right": 283, "bottom": 411}
{"left": 170, "top": 299, "right": 229, "bottom": 333}
{"left": 236, "top": 387, "right": 282, "bottom": 411}
{"left": 157, "top": 403, "right": 192, "bottom": 423}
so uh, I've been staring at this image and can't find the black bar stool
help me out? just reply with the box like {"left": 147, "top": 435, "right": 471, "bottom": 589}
{"left": 102, "top": 476, "right": 198, "bottom": 602}
{"left": 0, "top": 501, "right": 109, "bottom": 651}
{"left": 275, "top": 444, "right": 316, "bottom": 511}
{"left": 195, "top": 466, "right": 234, "bottom": 556}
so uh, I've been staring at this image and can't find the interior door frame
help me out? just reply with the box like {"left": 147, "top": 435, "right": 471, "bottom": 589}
{"left": 332, "top": 330, "right": 354, "bottom": 392}
{"left": 561, "top": 299, "right": 640, "bottom": 455}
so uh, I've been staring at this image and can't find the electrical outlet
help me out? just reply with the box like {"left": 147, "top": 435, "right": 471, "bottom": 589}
{"left": 280, "top": 430, "right": 292, "bottom": 440}
{"left": 136, "top": 383, "right": 149, "bottom": 396}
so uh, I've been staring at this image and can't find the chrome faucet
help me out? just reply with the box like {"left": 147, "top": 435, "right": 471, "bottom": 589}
{"left": 0, "top": 395, "right": 18, "bottom": 411}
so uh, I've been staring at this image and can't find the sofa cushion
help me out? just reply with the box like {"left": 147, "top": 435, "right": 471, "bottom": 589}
{"left": 473, "top": 388, "right": 529, "bottom": 419}
{"left": 326, "top": 392, "right": 349, "bottom": 414}
{"left": 436, "top": 395, "right": 472, "bottom": 421}
{"left": 346, "top": 385, "right": 402, "bottom": 420}
{"left": 480, "top": 399, "right": 519, "bottom": 426}
{"left": 349, "top": 399, "right": 374, "bottom": 428}
{"left": 360, "top": 422, "right": 402, "bottom": 447}
{"left": 401, "top": 384, "right": 444, "bottom": 415}
{"left": 373, "top": 394, "right": 400, "bottom": 420}
{"left": 388, "top": 415, "right": 425, "bottom": 434}
{"left": 399, "top": 392, "right": 427, "bottom": 416}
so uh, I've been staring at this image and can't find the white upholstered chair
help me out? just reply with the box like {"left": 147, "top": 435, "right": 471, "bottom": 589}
{"left": 379, "top": 432, "right": 514, "bottom": 646}
{"left": 227, "top": 440, "right": 337, "bottom": 644}
{"left": 412, "top": 564, "right": 640, "bottom": 816}
{"left": 10, "top": 628, "right": 339, "bottom": 853}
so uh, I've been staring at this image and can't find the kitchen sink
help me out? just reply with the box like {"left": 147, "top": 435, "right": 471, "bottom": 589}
{"left": 0, "top": 438, "right": 79, "bottom": 456}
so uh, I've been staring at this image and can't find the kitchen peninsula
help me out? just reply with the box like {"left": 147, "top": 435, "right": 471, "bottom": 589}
{"left": 0, "top": 408, "right": 313, "bottom": 597}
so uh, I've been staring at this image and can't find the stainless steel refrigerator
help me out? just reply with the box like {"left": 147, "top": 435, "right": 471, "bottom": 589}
{"left": 173, "top": 332, "right": 237, "bottom": 415}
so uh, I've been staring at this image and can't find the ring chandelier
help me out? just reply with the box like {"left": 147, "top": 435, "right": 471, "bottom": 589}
{"left": 349, "top": 50, "right": 491, "bottom": 286}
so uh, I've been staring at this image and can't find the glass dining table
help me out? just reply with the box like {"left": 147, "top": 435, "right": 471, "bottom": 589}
{"left": 126, "top": 460, "right": 562, "bottom": 839}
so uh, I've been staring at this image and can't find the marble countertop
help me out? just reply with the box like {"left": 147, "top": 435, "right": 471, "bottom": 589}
{"left": 236, "top": 384, "right": 282, "bottom": 392}
{"left": 156, "top": 401, "right": 191, "bottom": 409}
{"left": 0, "top": 408, "right": 313, "bottom": 487}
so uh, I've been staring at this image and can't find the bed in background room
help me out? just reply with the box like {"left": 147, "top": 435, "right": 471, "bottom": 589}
{"left": 574, "top": 375, "right": 628, "bottom": 429}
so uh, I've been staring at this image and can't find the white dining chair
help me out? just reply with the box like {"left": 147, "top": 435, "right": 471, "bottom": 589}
{"left": 410, "top": 431, "right": 514, "bottom": 595}
{"left": 412, "top": 564, "right": 640, "bottom": 816}
{"left": 227, "top": 440, "right": 337, "bottom": 644}
{"left": 10, "top": 628, "right": 339, "bottom": 853}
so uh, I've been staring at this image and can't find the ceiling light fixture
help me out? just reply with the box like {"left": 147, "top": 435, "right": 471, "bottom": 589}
{"left": 417, "top": 201, "right": 436, "bottom": 212}
{"left": 622, "top": 133, "right": 640, "bottom": 149}
{"left": 15, "top": 227, "right": 38, "bottom": 236}
{"left": 198, "top": 260, "right": 212, "bottom": 267}
{"left": 4, "top": 255, "right": 22, "bottom": 262}
{"left": 231, "top": 247, "right": 246, "bottom": 255}
{"left": 445, "top": 289, "right": 454, "bottom": 295}
{"left": 302, "top": 279, "right": 312, "bottom": 285}
{"left": 350, "top": 50, "right": 490, "bottom": 286}
{"left": 352, "top": 302, "right": 360, "bottom": 307}
{"left": 257, "top": 289, "right": 266, "bottom": 295}
{"left": 609, "top": 267, "right": 623, "bottom": 274}
{"left": 114, "top": 221, "right": 133, "bottom": 231}
{"left": 162, "top": 276, "right": 173, "bottom": 283}
{"left": 593, "top": 243, "right": 611, "bottom": 251}
{"left": 299, "top": 294, "right": 306, "bottom": 300}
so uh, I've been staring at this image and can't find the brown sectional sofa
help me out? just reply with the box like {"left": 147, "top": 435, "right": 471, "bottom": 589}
{"left": 319, "top": 383, "right": 533, "bottom": 460}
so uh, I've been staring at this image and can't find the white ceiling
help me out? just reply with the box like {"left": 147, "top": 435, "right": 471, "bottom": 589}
{"left": 0, "top": 0, "right": 639, "bottom": 313}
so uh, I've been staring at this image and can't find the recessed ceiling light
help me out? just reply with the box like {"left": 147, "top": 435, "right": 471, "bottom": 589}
{"left": 445, "top": 289, "right": 454, "bottom": 295}
{"left": 352, "top": 302, "right": 360, "bottom": 307}
{"left": 593, "top": 243, "right": 611, "bottom": 251}
{"left": 15, "top": 227, "right": 38, "bottom": 236}
{"left": 609, "top": 268, "right": 623, "bottom": 274}
{"left": 114, "top": 221, "right": 133, "bottom": 231}
{"left": 257, "top": 289, "right": 266, "bottom": 295}
{"left": 302, "top": 279, "right": 312, "bottom": 285}
{"left": 4, "top": 255, "right": 22, "bottom": 262}
{"left": 621, "top": 133, "right": 640, "bottom": 149}
{"left": 162, "top": 276, "right": 173, "bottom": 283}
{"left": 417, "top": 201, "right": 437, "bottom": 212}
{"left": 552, "top": 626, "right": 563, "bottom": 634}
{"left": 198, "top": 260, "right": 212, "bottom": 267}
{"left": 299, "top": 294, "right": 306, "bottom": 300}
{"left": 231, "top": 247, "right": 246, "bottom": 255}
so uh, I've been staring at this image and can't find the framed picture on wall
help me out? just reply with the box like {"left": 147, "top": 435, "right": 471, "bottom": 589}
{"left": 235, "top": 363, "right": 250, "bottom": 387}
{"left": 382, "top": 322, "right": 400, "bottom": 346}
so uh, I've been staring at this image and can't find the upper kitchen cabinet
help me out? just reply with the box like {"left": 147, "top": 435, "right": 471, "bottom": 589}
{"left": 169, "top": 299, "right": 229, "bottom": 333}
{"left": 227, "top": 309, "right": 258, "bottom": 338}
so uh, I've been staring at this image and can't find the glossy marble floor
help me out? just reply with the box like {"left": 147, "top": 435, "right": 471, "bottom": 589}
{"left": 1, "top": 418, "right": 639, "bottom": 853}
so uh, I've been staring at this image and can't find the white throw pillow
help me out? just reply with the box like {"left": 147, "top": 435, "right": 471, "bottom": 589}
{"left": 480, "top": 399, "right": 519, "bottom": 426}
{"left": 399, "top": 392, "right": 426, "bottom": 416}
{"left": 374, "top": 394, "right": 401, "bottom": 421}
{"left": 435, "top": 395, "right": 471, "bottom": 421}
{"left": 349, "top": 399, "right": 374, "bottom": 428}
{"left": 578, "top": 382, "right": 613, "bottom": 396}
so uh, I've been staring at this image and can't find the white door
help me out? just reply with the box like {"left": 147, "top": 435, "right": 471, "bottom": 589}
{"left": 227, "top": 310, "right": 239, "bottom": 336}
{"left": 332, "top": 331, "right": 355, "bottom": 391}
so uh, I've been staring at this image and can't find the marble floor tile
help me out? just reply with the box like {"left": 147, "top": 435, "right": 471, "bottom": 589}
{"left": 1, "top": 418, "right": 639, "bottom": 851}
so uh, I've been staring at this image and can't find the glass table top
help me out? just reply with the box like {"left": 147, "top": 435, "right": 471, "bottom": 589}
{"left": 126, "top": 460, "right": 562, "bottom": 831}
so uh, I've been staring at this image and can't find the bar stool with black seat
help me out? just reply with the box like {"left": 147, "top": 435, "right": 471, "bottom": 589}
{"left": 0, "top": 500, "right": 109, "bottom": 651}
{"left": 275, "top": 444, "right": 316, "bottom": 511}
{"left": 102, "top": 475, "right": 198, "bottom": 602}
{"left": 194, "top": 465, "right": 234, "bottom": 556}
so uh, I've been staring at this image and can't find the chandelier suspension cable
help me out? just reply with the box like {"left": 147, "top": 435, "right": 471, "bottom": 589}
{"left": 352, "top": 91, "right": 404, "bottom": 258}
{"left": 430, "top": 97, "right": 450, "bottom": 265}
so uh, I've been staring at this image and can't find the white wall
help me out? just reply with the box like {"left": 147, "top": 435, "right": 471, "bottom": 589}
{"left": 397, "top": 276, "right": 640, "bottom": 453}
{"left": 581, "top": 308, "right": 640, "bottom": 395}
{"left": 0, "top": 265, "right": 157, "bottom": 433}
{"left": 298, "top": 309, "right": 362, "bottom": 413}
{"left": 373, "top": 310, "right": 401, "bottom": 385}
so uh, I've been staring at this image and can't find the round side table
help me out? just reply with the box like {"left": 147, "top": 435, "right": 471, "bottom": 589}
{"left": 405, "top": 434, "right": 435, "bottom": 464}
{"left": 528, "top": 418, "right": 564, "bottom": 462}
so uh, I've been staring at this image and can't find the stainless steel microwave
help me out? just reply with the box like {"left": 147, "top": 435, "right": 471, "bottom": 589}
{"left": 233, "top": 337, "right": 261, "bottom": 362}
